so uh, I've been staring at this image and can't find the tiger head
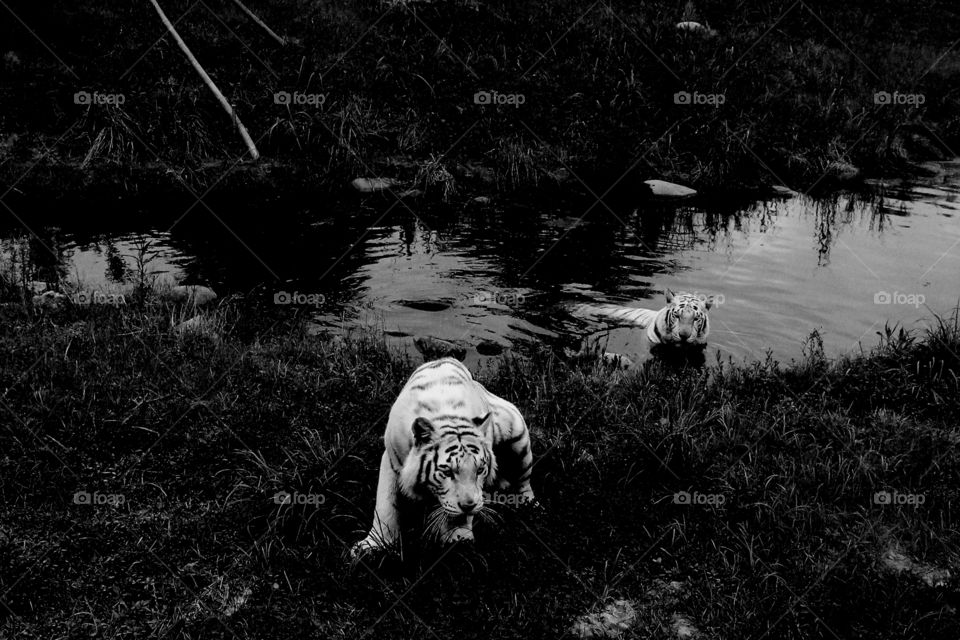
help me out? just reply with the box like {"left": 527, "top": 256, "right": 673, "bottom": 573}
{"left": 399, "top": 414, "right": 498, "bottom": 518}
{"left": 651, "top": 289, "right": 713, "bottom": 347}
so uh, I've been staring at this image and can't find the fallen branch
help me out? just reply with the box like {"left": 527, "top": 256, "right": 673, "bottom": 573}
{"left": 146, "top": 0, "right": 260, "bottom": 160}
{"left": 231, "top": 0, "right": 286, "bottom": 47}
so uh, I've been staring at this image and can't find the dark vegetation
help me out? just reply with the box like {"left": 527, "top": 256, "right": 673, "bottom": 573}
{"left": 1, "top": 0, "right": 959, "bottom": 202}
{"left": 0, "top": 288, "right": 958, "bottom": 638}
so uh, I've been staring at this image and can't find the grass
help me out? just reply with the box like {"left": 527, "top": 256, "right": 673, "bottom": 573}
{"left": 0, "top": 292, "right": 958, "bottom": 639}
{"left": 1, "top": 0, "right": 959, "bottom": 201}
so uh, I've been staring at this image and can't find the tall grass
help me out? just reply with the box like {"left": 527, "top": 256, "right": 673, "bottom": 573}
{"left": 1, "top": 297, "right": 957, "bottom": 638}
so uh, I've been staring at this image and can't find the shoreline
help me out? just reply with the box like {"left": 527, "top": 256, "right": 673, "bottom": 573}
{"left": 0, "top": 153, "right": 948, "bottom": 210}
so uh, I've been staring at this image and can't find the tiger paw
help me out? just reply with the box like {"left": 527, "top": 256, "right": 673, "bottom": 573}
{"left": 350, "top": 536, "right": 384, "bottom": 560}
{"left": 518, "top": 494, "right": 544, "bottom": 513}
{"left": 442, "top": 526, "right": 475, "bottom": 545}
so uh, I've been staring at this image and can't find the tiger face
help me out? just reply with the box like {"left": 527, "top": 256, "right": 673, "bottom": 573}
{"left": 656, "top": 289, "right": 712, "bottom": 347}
{"left": 399, "top": 414, "right": 498, "bottom": 517}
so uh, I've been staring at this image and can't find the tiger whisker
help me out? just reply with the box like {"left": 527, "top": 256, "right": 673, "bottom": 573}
{"left": 424, "top": 505, "right": 448, "bottom": 542}
{"left": 475, "top": 504, "right": 503, "bottom": 526}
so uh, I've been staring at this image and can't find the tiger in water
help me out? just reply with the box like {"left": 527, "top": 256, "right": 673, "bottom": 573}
{"left": 351, "top": 358, "right": 535, "bottom": 557}
{"left": 574, "top": 289, "right": 714, "bottom": 350}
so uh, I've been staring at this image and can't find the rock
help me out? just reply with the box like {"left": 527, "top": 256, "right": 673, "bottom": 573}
{"left": 670, "top": 614, "right": 700, "bottom": 639}
{"left": 472, "top": 196, "right": 492, "bottom": 205}
{"left": 881, "top": 545, "right": 951, "bottom": 588}
{"left": 571, "top": 599, "right": 637, "bottom": 639}
{"left": 31, "top": 291, "right": 67, "bottom": 309}
{"left": 476, "top": 340, "right": 504, "bottom": 356}
{"left": 166, "top": 285, "right": 218, "bottom": 306}
{"left": 826, "top": 161, "right": 861, "bottom": 183}
{"left": 351, "top": 177, "right": 398, "bottom": 193}
{"left": 414, "top": 336, "right": 467, "bottom": 361}
{"left": 644, "top": 179, "right": 697, "bottom": 199}
{"left": 676, "top": 21, "right": 718, "bottom": 37}
{"left": 769, "top": 184, "right": 798, "bottom": 198}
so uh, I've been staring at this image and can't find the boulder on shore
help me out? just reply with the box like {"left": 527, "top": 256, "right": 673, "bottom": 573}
{"left": 645, "top": 179, "right": 697, "bottom": 199}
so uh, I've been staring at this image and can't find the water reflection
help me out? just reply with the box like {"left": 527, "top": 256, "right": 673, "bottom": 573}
{"left": 2, "top": 162, "right": 958, "bottom": 365}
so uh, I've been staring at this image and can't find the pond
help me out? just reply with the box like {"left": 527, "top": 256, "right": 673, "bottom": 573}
{"left": 3, "top": 162, "right": 958, "bottom": 367}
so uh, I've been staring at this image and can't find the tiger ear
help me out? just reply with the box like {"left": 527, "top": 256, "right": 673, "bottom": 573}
{"left": 665, "top": 288, "right": 675, "bottom": 304}
{"left": 472, "top": 412, "right": 493, "bottom": 435}
{"left": 413, "top": 417, "right": 436, "bottom": 446}
{"left": 704, "top": 295, "right": 714, "bottom": 310}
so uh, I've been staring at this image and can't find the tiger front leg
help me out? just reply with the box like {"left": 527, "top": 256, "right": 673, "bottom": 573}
{"left": 351, "top": 452, "right": 402, "bottom": 558}
{"left": 495, "top": 428, "right": 537, "bottom": 507}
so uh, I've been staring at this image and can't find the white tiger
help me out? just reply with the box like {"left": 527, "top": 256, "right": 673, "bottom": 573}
{"left": 351, "top": 358, "right": 535, "bottom": 557}
{"left": 574, "top": 289, "right": 713, "bottom": 348}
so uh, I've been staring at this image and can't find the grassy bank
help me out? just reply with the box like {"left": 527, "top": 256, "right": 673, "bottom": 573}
{"left": 0, "top": 297, "right": 958, "bottom": 639}
{"left": 1, "top": 0, "right": 959, "bottom": 201}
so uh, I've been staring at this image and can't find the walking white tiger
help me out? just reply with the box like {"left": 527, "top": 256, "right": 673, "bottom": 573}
{"left": 351, "top": 358, "right": 535, "bottom": 557}
{"left": 574, "top": 289, "right": 713, "bottom": 348}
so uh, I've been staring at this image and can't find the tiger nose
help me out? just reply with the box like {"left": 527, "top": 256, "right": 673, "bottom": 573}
{"left": 458, "top": 498, "right": 478, "bottom": 513}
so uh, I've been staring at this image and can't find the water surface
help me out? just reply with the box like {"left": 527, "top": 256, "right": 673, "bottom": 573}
{"left": 3, "top": 162, "right": 958, "bottom": 366}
